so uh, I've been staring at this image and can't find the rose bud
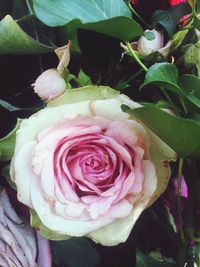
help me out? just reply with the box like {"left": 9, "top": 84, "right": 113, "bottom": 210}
{"left": 137, "top": 29, "right": 172, "bottom": 57}
{"left": 0, "top": 188, "right": 52, "bottom": 267}
{"left": 33, "top": 69, "right": 66, "bottom": 101}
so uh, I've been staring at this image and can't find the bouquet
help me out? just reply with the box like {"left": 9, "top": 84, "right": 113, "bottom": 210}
{"left": 0, "top": 0, "right": 200, "bottom": 266}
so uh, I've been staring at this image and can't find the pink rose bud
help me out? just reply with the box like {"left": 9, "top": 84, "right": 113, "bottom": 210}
{"left": 0, "top": 189, "right": 52, "bottom": 267}
{"left": 138, "top": 29, "right": 164, "bottom": 56}
{"left": 33, "top": 69, "right": 66, "bottom": 101}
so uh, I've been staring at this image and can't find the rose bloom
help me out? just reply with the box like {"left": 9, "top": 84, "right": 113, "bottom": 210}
{"left": 10, "top": 87, "right": 175, "bottom": 246}
{"left": 0, "top": 189, "right": 51, "bottom": 267}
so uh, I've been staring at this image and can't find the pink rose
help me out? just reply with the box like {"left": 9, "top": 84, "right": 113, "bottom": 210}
{"left": 0, "top": 189, "right": 52, "bottom": 267}
{"left": 10, "top": 86, "right": 175, "bottom": 246}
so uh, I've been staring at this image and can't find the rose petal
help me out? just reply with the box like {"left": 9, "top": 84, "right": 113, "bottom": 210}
{"left": 11, "top": 141, "right": 36, "bottom": 207}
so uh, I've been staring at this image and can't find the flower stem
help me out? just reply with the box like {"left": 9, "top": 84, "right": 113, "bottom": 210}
{"left": 125, "top": 41, "right": 148, "bottom": 72}
{"left": 128, "top": 2, "right": 150, "bottom": 28}
{"left": 25, "top": 0, "right": 43, "bottom": 73}
{"left": 178, "top": 157, "right": 186, "bottom": 244}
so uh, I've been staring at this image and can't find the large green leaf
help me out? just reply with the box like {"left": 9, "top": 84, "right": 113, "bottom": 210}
{"left": 33, "top": 0, "right": 142, "bottom": 44}
{"left": 0, "top": 119, "right": 21, "bottom": 161}
{"left": 140, "top": 63, "right": 180, "bottom": 93}
{"left": 122, "top": 106, "right": 200, "bottom": 158}
{"left": 64, "top": 17, "right": 143, "bottom": 42}
{"left": 33, "top": 0, "right": 132, "bottom": 26}
{"left": 0, "top": 15, "right": 53, "bottom": 54}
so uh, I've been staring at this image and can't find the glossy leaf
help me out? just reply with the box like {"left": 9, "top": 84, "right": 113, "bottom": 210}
{"left": 178, "top": 74, "right": 200, "bottom": 108}
{"left": 77, "top": 69, "right": 92, "bottom": 87}
{"left": 140, "top": 63, "right": 180, "bottom": 93}
{"left": 141, "top": 63, "right": 200, "bottom": 110}
{"left": 122, "top": 106, "right": 200, "bottom": 158}
{"left": 0, "top": 15, "right": 53, "bottom": 54}
{"left": 152, "top": 3, "right": 191, "bottom": 36}
{"left": 0, "top": 119, "right": 21, "bottom": 161}
{"left": 33, "top": 0, "right": 132, "bottom": 26}
{"left": 171, "top": 28, "right": 189, "bottom": 51}
{"left": 194, "top": 15, "right": 200, "bottom": 30}
{"left": 144, "top": 31, "right": 155, "bottom": 40}
{"left": 58, "top": 17, "right": 143, "bottom": 52}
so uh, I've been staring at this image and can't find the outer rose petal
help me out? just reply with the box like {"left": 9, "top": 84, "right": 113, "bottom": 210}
{"left": 11, "top": 141, "right": 37, "bottom": 207}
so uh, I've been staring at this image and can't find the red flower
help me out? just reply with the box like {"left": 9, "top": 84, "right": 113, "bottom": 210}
{"left": 169, "top": 0, "right": 186, "bottom": 6}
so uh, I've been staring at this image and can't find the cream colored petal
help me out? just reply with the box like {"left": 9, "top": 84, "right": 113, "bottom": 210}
{"left": 146, "top": 128, "right": 176, "bottom": 205}
{"left": 91, "top": 94, "right": 140, "bottom": 121}
{"left": 14, "top": 101, "right": 92, "bottom": 154}
{"left": 88, "top": 204, "right": 146, "bottom": 246}
{"left": 31, "top": 177, "right": 114, "bottom": 236}
{"left": 11, "top": 141, "right": 36, "bottom": 207}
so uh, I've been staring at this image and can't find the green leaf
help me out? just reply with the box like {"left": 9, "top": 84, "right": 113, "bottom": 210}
{"left": 0, "top": 15, "right": 53, "bottom": 54}
{"left": 194, "top": 15, "right": 200, "bottom": 30}
{"left": 122, "top": 106, "right": 200, "bottom": 158}
{"left": 140, "top": 63, "right": 180, "bottom": 93}
{"left": 136, "top": 250, "right": 177, "bottom": 267}
{"left": 144, "top": 31, "right": 155, "bottom": 41}
{"left": 178, "top": 74, "right": 200, "bottom": 108}
{"left": 52, "top": 238, "right": 100, "bottom": 267}
{"left": 33, "top": 0, "right": 143, "bottom": 46}
{"left": 152, "top": 3, "right": 191, "bottom": 36}
{"left": 47, "top": 85, "right": 119, "bottom": 107}
{"left": 58, "top": 17, "right": 143, "bottom": 51}
{"left": 0, "top": 119, "right": 21, "bottom": 161}
{"left": 30, "top": 210, "right": 70, "bottom": 240}
{"left": 33, "top": 0, "right": 131, "bottom": 26}
{"left": 141, "top": 63, "right": 200, "bottom": 110}
{"left": 171, "top": 28, "right": 189, "bottom": 51}
{"left": 77, "top": 69, "right": 92, "bottom": 87}
{"left": 1, "top": 164, "right": 17, "bottom": 190}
